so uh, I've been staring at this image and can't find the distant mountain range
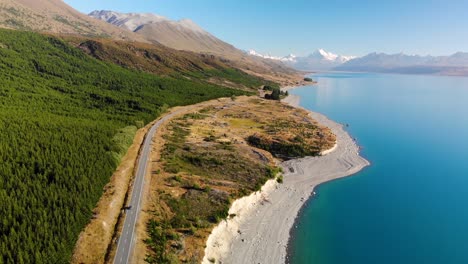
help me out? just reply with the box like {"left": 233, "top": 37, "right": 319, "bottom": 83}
{"left": 3, "top": 2, "right": 466, "bottom": 77}
{"left": 336, "top": 52, "right": 468, "bottom": 76}
{"left": 249, "top": 48, "right": 468, "bottom": 76}
{"left": 88, "top": 10, "right": 298, "bottom": 84}
{"left": 293, "top": 49, "right": 356, "bottom": 71}
{"left": 248, "top": 49, "right": 356, "bottom": 71}
{"left": 248, "top": 50, "right": 297, "bottom": 62}
{"left": 0, "top": 3, "right": 298, "bottom": 83}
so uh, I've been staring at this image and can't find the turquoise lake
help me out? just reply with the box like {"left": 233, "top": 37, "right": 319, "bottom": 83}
{"left": 289, "top": 73, "right": 468, "bottom": 264}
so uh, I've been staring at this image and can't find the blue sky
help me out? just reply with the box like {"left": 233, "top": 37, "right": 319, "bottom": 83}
{"left": 65, "top": 0, "right": 468, "bottom": 57}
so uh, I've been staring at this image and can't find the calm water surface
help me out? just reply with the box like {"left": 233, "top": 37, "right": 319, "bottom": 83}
{"left": 289, "top": 72, "right": 468, "bottom": 264}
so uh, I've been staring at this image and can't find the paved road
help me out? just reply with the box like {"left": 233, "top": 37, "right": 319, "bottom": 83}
{"left": 113, "top": 111, "right": 181, "bottom": 264}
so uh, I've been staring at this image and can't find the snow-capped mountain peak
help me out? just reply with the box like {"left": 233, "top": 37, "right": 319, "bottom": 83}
{"left": 248, "top": 50, "right": 297, "bottom": 62}
{"left": 315, "top": 49, "right": 339, "bottom": 61}
{"left": 247, "top": 48, "right": 357, "bottom": 71}
{"left": 311, "top": 49, "right": 355, "bottom": 63}
{"left": 340, "top": 55, "right": 357, "bottom": 62}
{"left": 89, "top": 10, "right": 168, "bottom": 31}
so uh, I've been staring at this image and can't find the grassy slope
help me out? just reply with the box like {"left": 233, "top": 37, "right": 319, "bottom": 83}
{"left": 0, "top": 28, "right": 251, "bottom": 264}
{"left": 146, "top": 112, "right": 278, "bottom": 264}
{"left": 0, "top": 0, "right": 147, "bottom": 42}
{"left": 58, "top": 36, "right": 279, "bottom": 90}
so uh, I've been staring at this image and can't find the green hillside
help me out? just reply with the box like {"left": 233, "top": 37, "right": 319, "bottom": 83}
{"left": 60, "top": 36, "right": 277, "bottom": 90}
{"left": 0, "top": 29, "right": 249, "bottom": 263}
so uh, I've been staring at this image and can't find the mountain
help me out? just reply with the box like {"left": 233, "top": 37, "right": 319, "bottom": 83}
{"left": 309, "top": 49, "right": 356, "bottom": 63}
{"left": 336, "top": 52, "right": 468, "bottom": 76}
{"left": 89, "top": 10, "right": 300, "bottom": 85}
{"left": 429, "top": 52, "right": 468, "bottom": 67}
{"left": 89, "top": 10, "right": 240, "bottom": 57}
{"left": 249, "top": 49, "right": 355, "bottom": 71}
{"left": 60, "top": 35, "right": 280, "bottom": 91}
{"left": 336, "top": 52, "right": 431, "bottom": 70}
{"left": 293, "top": 49, "right": 355, "bottom": 71}
{"left": 248, "top": 50, "right": 297, "bottom": 62}
{"left": 88, "top": 10, "right": 167, "bottom": 31}
{"left": 0, "top": 0, "right": 146, "bottom": 42}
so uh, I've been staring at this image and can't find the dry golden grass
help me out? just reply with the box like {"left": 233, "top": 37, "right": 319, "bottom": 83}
{"left": 0, "top": 0, "right": 147, "bottom": 42}
{"left": 71, "top": 120, "right": 155, "bottom": 264}
{"left": 142, "top": 96, "right": 335, "bottom": 263}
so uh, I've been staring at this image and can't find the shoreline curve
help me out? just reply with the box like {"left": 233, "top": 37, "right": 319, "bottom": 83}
{"left": 202, "top": 89, "right": 370, "bottom": 264}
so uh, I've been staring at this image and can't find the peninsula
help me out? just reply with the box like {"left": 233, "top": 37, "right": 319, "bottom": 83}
{"left": 202, "top": 91, "right": 370, "bottom": 263}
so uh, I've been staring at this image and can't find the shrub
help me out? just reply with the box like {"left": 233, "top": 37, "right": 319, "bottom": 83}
{"left": 277, "top": 175, "right": 284, "bottom": 184}
{"left": 264, "top": 87, "right": 281, "bottom": 100}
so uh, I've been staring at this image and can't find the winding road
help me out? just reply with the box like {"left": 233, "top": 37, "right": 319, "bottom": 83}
{"left": 113, "top": 111, "right": 181, "bottom": 264}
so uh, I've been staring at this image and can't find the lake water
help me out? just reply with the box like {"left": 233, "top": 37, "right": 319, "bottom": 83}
{"left": 289, "top": 72, "right": 468, "bottom": 264}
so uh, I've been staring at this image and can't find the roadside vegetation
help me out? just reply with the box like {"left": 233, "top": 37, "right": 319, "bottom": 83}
{"left": 263, "top": 85, "right": 288, "bottom": 100}
{"left": 145, "top": 97, "right": 335, "bottom": 263}
{"left": 146, "top": 113, "right": 277, "bottom": 263}
{"left": 0, "top": 29, "right": 251, "bottom": 263}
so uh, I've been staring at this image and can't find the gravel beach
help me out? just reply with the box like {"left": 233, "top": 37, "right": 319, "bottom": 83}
{"left": 202, "top": 92, "right": 370, "bottom": 264}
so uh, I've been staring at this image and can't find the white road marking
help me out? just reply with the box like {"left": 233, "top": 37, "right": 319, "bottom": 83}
{"left": 113, "top": 110, "right": 187, "bottom": 264}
